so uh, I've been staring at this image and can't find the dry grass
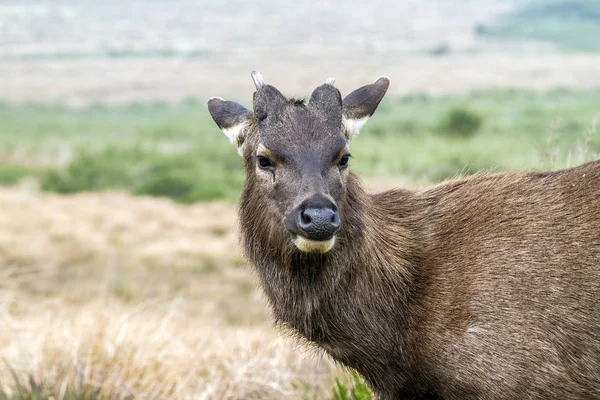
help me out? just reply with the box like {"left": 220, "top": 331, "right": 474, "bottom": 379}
{"left": 0, "top": 186, "right": 347, "bottom": 399}
{"left": 0, "top": 296, "right": 341, "bottom": 399}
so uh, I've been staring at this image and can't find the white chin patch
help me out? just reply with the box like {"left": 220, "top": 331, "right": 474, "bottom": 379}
{"left": 292, "top": 235, "right": 336, "bottom": 254}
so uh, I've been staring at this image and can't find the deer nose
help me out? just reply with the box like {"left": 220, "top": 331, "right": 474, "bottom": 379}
{"left": 297, "top": 206, "right": 340, "bottom": 241}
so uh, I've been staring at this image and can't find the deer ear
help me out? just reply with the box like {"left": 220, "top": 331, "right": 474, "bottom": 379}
{"left": 342, "top": 76, "right": 390, "bottom": 141}
{"left": 208, "top": 97, "right": 253, "bottom": 156}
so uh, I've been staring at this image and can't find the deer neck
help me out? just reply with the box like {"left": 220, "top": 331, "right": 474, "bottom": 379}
{"left": 239, "top": 173, "right": 419, "bottom": 340}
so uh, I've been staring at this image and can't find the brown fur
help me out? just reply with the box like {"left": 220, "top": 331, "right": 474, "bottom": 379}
{"left": 240, "top": 162, "right": 600, "bottom": 399}
{"left": 209, "top": 78, "right": 600, "bottom": 399}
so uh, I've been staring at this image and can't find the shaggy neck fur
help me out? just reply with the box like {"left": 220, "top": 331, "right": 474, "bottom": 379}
{"left": 238, "top": 172, "right": 424, "bottom": 390}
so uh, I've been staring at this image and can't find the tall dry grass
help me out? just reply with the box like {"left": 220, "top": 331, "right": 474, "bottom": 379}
{"left": 0, "top": 295, "right": 342, "bottom": 399}
{"left": 0, "top": 186, "right": 346, "bottom": 399}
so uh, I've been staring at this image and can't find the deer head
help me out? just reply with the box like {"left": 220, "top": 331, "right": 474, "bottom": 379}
{"left": 208, "top": 71, "right": 389, "bottom": 253}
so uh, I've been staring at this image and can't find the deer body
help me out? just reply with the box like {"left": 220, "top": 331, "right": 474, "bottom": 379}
{"left": 209, "top": 72, "right": 600, "bottom": 399}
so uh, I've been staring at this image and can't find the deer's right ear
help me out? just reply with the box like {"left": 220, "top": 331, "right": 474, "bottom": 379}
{"left": 342, "top": 76, "right": 390, "bottom": 141}
{"left": 208, "top": 97, "right": 254, "bottom": 156}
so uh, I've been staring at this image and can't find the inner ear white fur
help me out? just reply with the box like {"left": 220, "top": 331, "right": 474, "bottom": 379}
{"left": 222, "top": 121, "right": 249, "bottom": 156}
{"left": 343, "top": 116, "right": 369, "bottom": 141}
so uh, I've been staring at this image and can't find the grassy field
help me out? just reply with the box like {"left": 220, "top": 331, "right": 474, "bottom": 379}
{"left": 1, "top": 88, "right": 599, "bottom": 202}
{"left": 2, "top": 1, "right": 600, "bottom": 398}
{"left": 1, "top": 88, "right": 599, "bottom": 399}
{"left": 0, "top": 188, "right": 354, "bottom": 399}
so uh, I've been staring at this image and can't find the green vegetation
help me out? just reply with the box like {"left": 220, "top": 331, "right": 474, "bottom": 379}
{"left": 436, "top": 107, "right": 483, "bottom": 138}
{"left": 0, "top": 100, "right": 245, "bottom": 202}
{"left": 476, "top": 0, "right": 600, "bottom": 52}
{"left": 0, "top": 89, "right": 599, "bottom": 202}
{"left": 40, "top": 146, "right": 244, "bottom": 203}
{"left": 0, "top": 163, "right": 47, "bottom": 185}
{"left": 354, "top": 89, "right": 600, "bottom": 181}
{"left": 332, "top": 372, "right": 373, "bottom": 400}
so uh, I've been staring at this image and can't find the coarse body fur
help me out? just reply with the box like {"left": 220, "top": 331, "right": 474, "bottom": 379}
{"left": 209, "top": 73, "right": 600, "bottom": 399}
{"left": 240, "top": 160, "right": 600, "bottom": 399}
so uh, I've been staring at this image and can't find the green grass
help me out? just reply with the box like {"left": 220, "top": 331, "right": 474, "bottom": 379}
{"left": 0, "top": 88, "right": 599, "bottom": 202}
{"left": 40, "top": 145, "right": 245, "bottom": 202}
{"left": 332, "top": 372, "right": 373, "bottom": 400}
{"left": 0, "top": 99, "right": 246, "bottom": 202}
{"left": 0, "top": 164, "right": 48, "bottom": 185}
{"left": 353, "top": 89, "right": 600, "bottom": 181}
{"left": 436, "top": 107, "right": 483, "bottom": 138}
{"left": 476, "top": 0, "right": 600, "bottom": 52}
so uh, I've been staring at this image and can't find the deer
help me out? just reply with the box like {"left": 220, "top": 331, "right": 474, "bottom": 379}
{"left": 207, "top": 71, "right": 600, "bottom": 399}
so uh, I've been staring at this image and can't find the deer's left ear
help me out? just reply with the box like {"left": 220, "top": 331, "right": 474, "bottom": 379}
{"left": 208, "top": 97, "right": 253, "bottom": 156}
{"left": 342, "top": 76, "right": 390, "bottom": 141}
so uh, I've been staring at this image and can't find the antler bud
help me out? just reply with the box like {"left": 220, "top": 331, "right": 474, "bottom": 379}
{"left": 325, "top": 76, "right": 335, "bottom": 85}
{"left": 251, "top": 70, "right": 265, "bottom": 90}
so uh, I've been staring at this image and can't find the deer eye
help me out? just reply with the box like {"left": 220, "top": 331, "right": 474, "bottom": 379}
{"left": 257, "top": 155, "right": 275, "bottom": 170}
{"left": 339, "top": 154, "right": 351, "bottom": 169}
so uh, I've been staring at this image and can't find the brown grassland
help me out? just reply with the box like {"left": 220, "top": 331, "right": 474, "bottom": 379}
{"left": 0, "top": 184, "right": 352, "bottom": 399}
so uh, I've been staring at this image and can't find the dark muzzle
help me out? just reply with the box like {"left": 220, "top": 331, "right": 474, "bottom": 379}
{"left": 292, "top": 196, "right": 341, "bottom": 241}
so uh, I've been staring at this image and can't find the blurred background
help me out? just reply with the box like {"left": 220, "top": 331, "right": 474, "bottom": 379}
{"left": 1, "top": 0, "right": 599, "bottom": 399}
